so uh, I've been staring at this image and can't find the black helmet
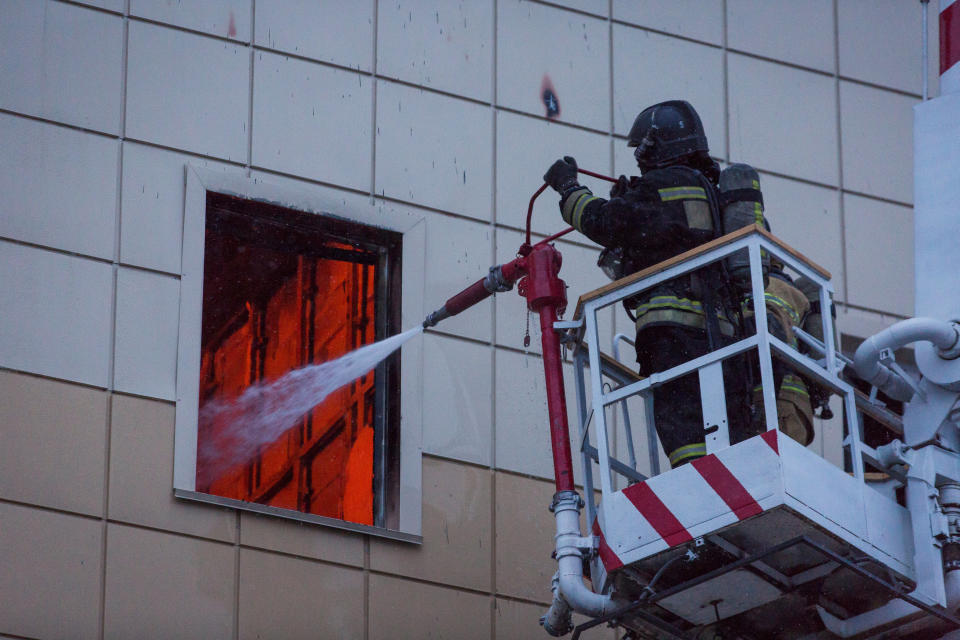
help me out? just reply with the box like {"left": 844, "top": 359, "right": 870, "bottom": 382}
{"left": 627, "top": 100, "right": 709, "bottom": 170}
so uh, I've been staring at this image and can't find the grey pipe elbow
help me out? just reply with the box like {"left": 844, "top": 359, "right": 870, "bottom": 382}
{"left": 853, "top": 318, "right": 959, "bottom": 402}
{"left": 541, "top": 573, "right": 573, "bottom": 637}
{"left": 542, "top": 491, "right": 629, "bottom": 634}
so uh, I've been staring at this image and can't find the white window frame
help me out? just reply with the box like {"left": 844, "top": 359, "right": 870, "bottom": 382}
{"left": 173, "top": 166, "right": 425, "bottom": 543}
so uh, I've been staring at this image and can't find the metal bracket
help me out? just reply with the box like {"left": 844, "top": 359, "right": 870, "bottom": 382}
{"left": 553, "top": 319, "right": 584, "bottom": 330}
{"left": 574, "top": 535, "right": 597, "bottom": 554}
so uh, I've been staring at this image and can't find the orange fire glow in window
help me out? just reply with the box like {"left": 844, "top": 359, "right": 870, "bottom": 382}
{"left": 196, "top": 197, "right": 386, "bottom": 526}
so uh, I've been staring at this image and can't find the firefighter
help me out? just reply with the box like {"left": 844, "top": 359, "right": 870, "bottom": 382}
{"left": 543, "top": 100, "right": 750, "bottom": 468}
{"left": 744, "top": 257, "right": 815, "bottom": 446}
{"left": 719, "top": 164, "right": 818, "bottom": 446}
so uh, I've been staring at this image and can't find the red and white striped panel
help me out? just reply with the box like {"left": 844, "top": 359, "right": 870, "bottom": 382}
{"left": 943, "top": 0, "right": 960, "bottom": 94}
{"left": 595, "top": 431, "right": 782, "bottom": 573}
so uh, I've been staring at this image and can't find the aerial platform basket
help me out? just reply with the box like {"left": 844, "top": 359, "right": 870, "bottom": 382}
{"left": 590, "top": 429, "right": 915, "bottom": 633}
{"left": 562, "top": 227, "right": 944, "bottom": 637}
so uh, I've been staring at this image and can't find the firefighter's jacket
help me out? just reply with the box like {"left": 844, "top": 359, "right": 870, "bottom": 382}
{"left": 561, "top": 165, "right": 728, "bottom": 334}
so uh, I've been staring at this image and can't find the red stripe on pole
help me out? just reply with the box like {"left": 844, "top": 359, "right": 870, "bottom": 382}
{"left": 761, "top": 429, "right": 779, "bottom": 454}
{"left": 592, "top": 518, "right": 624, "bottom": 571}
{"left": 942, "top": 1, "right": 960, "bottom": 74}
{"left": 691, "top": 455, "right": 763, "bottom": 520}
{"left": 622, "top": 482, "right": 693, "bottom": 547}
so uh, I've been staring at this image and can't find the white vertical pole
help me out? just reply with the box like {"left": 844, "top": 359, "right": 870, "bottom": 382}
{"left": 643, "top": 390, "right": 661, "bottom": 477}
{"left": 585, "top": 306, "right": 614, "bottom": 499}
{"left": 573, "top": 348, "right": 597, "bottom": 526}
{"left": 748, "top": 239, "right": 778, "bottom": 431}
{"left": 699, "top": 362, "right": 730, "bottom": 453}
{"left": 915, "top": 1, "right": 960, "bottom": 322}
{"left": 924, "top": 0, "right": 930, "bottom": 101}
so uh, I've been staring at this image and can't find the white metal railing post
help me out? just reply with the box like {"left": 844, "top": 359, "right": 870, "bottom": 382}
{"left": 611, "top": 334, "right": 639, "bottom": 472}
{"left": 573, "top": 347, "right": 598, "bottom": 524}
{"left": 643, "top": 390, "right": 660, "bottom": 476}
{"left": 844, "top": 382, "right": 867, "bottom": 480}
{"left": 585, "top": 305, "right": 615, "bottom": 498}
{"left": 820, "top": 285, "right": 838, "bottom": 377}
{"left": 748, "top": 238, "right": 779, "bottom": 431}
{"left": 700, "top": 362, "right": 731, "bottom": 453}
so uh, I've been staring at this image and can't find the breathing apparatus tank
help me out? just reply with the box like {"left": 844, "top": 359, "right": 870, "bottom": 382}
{"left": 719, "top": 163, "right": 769, "bottom": 296}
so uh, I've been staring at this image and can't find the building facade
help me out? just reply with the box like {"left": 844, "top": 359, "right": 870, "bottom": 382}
{"left": 0, "top": 1, "right": 935, "bottom": 638}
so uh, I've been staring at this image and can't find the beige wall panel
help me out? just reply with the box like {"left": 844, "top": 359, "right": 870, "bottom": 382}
{"left": 121, "top": 142, "right": 236, "bottom": 275}
{"left": 130, "top": 0, "right": 251, "bottom": 42}
{"left": 113, "top": 268, "right": 180, "bottom": 401}
{"left": 103, "top": 524, "right": 234, "bottom": 640}
{"left": 838, "top": 0, "right": 931, "bottom": 95}
{"left": 377, "top": 0, "right": 493, "bottom": 102}
{"left": 255, "top": 0, "right": 374, "bottom": 72}
{"left": 843, "top": 194, "right": 914, "bottom": 317}
{"left": 0, "top": 503, "right": 102, "bottom": 640}
{"left": 0, "top": 242, "right": 114, "bottom": 387}
{"left": 497, "top": 0, "right": 610, "bottom": 132}
{"left": 109, "top": 394, "right": 237, "bottom": 542}
{"left": 126, "top": 21, "right": 249, "bottom": 162}
{"left": 494, "top": 348, "right": 593, "bottom": 483}
{"left": 548, "top": 0, "right": 606, "bottom": 17}
{"left": 495, "top": 110, "right": 611, "bottom": 236}
{"left": 421, "top": 334, "right": 493, "bottom": 466}
{"left": 613, "top": 26, "right": 725, "bottom": 156}
{"left": 0, "top": 114, "right": 118, "bottom": 261}
{"left": 252, "top": 52, "right": 372, "bottom": 192}
{"left": 73, "top": 0, "right": 124, "bottom": 11}
{"left": 840, "top": 81, "right": 917, "bottom": 205}
{"left": 727, "top": 0, "right": 835, "bottom": 72}
{"left": 495, "top": 471, "right": 557, "bottom": 601}
{"left": 0, "top": 371, "right": 107, "bottom": 516}
{"left": 238, "top": 549, "right": 364, "bottom": 640}
{"left": 239, "top": 511, "right": 364, "bottom": 566}
{"left": 376, "top": 80, "right": 493, "bottom": 221}
{"left": 728, "top": 54, "right": 838, "bottom": 186}
{"left": 369, "top": 573, "right": 491, "bottom": 640}
{"left": 371, "top": 457, "right": 492, "bottom": 590}
{"left": 759, "top": 173, "right": 845, "bottom": 300}
{"left": 0, "top": 0, "right": 123, "bottom": 134}
{"left": 495, "top": 597, "right": 616, "bottom": 639}
{"left": 613, "top": 0, "right": 723, "bottom": 45}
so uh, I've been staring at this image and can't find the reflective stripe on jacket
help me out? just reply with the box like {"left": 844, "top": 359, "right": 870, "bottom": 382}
{"left": 634, "top": 295, "right": 735, "bottom": 336}
{"left": 742, "top": 276, "right": 810, "bottom": 346}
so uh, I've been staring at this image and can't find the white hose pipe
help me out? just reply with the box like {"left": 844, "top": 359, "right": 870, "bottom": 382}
{"left": 541, "top": 492, "right": 628, "bottom": 636}
{"left": 541, "top": 573, "right": 573, "bottom": 636}
{"left": 853, "top": 318, "right": 960, "bottom": 401}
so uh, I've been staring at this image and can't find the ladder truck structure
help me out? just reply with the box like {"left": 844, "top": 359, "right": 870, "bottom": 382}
{"left": 420, "top": 2, "right": 960, "bottom": 636}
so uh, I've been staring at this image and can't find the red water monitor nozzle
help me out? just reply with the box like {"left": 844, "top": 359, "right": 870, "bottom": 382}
{"left": 422, "top": 257, "right": 526, "bottom": 328}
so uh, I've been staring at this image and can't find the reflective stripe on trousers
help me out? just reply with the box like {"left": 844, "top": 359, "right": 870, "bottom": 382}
{"left": 668, "top": 442, "right": 706, "bottom": 467}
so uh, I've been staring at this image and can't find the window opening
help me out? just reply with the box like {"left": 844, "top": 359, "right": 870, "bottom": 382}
{"left": 195, "top": 192, "right": 401, "bottom": 528}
